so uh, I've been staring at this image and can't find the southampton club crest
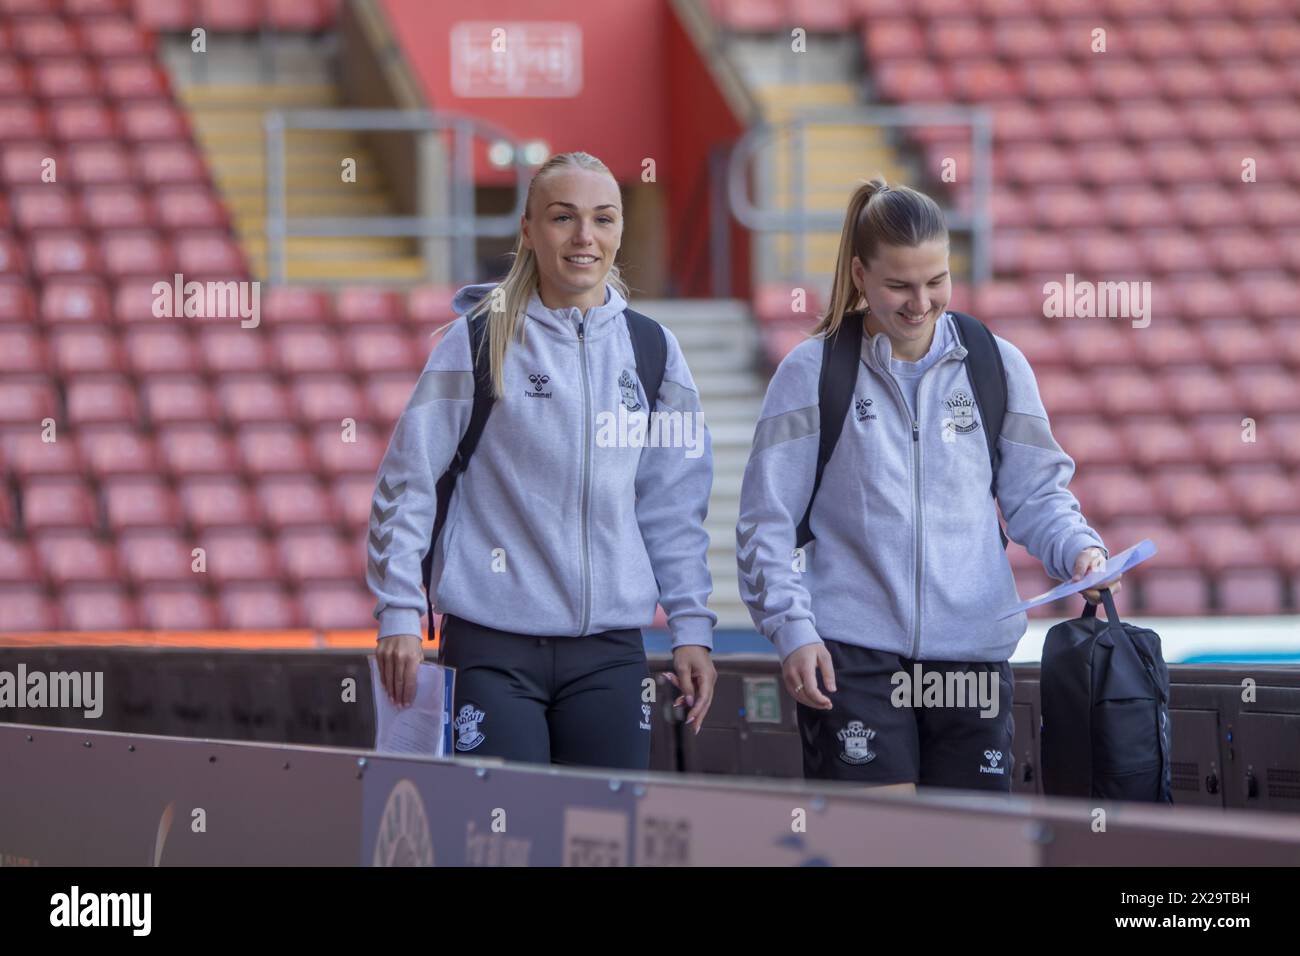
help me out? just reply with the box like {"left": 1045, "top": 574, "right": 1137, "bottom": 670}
{"left": 618, "top": 369, "right": 642, "bottom": 412}
{"left": 943, "top": 389, "right": 980, "bottom": 434}
{"left": 454, "top": 704, "right": 486, "bottom": 752}
{"left": 837, "top": 720, "right": 877, "bottom": 765}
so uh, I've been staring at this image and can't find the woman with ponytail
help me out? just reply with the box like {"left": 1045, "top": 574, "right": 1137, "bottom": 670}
{"left": 366, "top": 152, "right": 717, "bottom": 770}
{"left": 736, "top": 178, "right": 1119, "bottom": 792}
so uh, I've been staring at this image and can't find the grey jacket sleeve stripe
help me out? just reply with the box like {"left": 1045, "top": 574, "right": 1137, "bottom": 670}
{"left": 409, "top": 369, "right": 475, "bottom": 408}
{"left": 1001, "top": 411, "right": 1062, "bottom": 453}
{"left": 657, "top": 378, "right": 701, "bottom": 414}
{"left": 751, "top": 404, "right": 819, "bottom": 457}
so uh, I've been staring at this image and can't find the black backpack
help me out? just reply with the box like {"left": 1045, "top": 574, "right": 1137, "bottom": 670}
{"left": 796, "top": 309, "right": 1009, "bottom": 547}
{"left": 1040, "top": 589, "right": 1174, "bottom": 803}
{"left": 418, "top": 307, "right": 668, "bottom": 631}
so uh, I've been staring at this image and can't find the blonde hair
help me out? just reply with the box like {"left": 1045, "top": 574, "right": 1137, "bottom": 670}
{"left": 460, "top": 151, "right": 629, "bottom": 398}
{"left": 813, "top": 177, "right": 947, "bottom": 338}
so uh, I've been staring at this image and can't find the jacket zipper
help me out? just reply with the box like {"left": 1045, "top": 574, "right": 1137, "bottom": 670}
{"left": 577, "top": 319, "right": 593, "bottom": 635}
{"left": 877, "top": 341, "right": 966, "bottom": 660}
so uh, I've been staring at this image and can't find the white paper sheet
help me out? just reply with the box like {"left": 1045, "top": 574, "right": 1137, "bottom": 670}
{"left": 369, "top": 656, "right": 453, "bottom": 756}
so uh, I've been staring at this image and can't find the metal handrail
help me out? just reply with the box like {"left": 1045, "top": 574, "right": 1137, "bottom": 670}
{"left": 263, "top": 108, "right": 534, "bottom": 283}
{"left": 726, "top": 104, "right": 994, "bottom": 283}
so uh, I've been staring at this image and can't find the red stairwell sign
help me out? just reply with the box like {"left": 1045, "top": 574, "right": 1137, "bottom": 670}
{"left": 449, "top": 21, "right": 583, "bottom": 98}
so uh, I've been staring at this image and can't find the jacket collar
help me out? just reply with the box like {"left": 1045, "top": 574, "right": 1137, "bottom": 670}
{"left": 525, "top": 283, "right": 628, "bottom": 339}
{"left": 860, "top": 311, "right": 966, "bottom": 373}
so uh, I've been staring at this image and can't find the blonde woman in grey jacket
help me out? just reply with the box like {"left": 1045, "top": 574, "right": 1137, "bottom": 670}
{"left": 737, "top": 178, "right": 1121, "bottom": 792}
{"left": 367, "top": 152, "right": 717, "bottom": 770}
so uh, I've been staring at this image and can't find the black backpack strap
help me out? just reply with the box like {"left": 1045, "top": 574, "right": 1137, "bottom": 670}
{"left": 795, "top": 313, "right": 863, "bottom": 548}
{"left": 421, "top": 312, "right": 495, "bottom": 636}
{"left": 949, "top": 310, "right": 1009, "bottom": 549}
{"left": 624, "top": 308, "right": 667, "bottom": 414}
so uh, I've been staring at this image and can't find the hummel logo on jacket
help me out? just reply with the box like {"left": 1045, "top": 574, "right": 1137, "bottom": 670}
{"left": 367, "top": 282, "right": 717, "bottom": 649}
{"left": 737, "top": 313, "right": 1106, "bottom": 662}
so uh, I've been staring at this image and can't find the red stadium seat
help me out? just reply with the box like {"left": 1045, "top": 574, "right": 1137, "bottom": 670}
{"left": 873, "top": 60, "right": 950, "bottom": 102}
{"left": 0, "top": 60, "right": 32, "bottom": 97}
{"left": 0, "top": 584, "right": 58, "bottom": 630}
{"left": 1138, "top": 229, "right": 1209, "bottom": 274}
{"left": 50, "top": 326, "right": 122, "bottom": 374}
{"left": 67, "top": 141, "right": 134, "bottom": 184}
{"left": 102, "top": 476, "right": 181, "bottom": 532}
{"left": 2, "top": 428, "right": 82, "bottom": 478}
{"left": 178, "top": 476, "right": 260, "bottom": 531}
{"left": 78, "top": 425, "right": 159, "bottom": 477}
{"left": 291, "top": 374, "right": 363, "bottom": 425}
{"left": 311, "top": 422, "right": 385, "bottom": 477}
{"left": 1193, "top": 415, "right": 1283, "bottom": 467}
{"left": 1091, "top": 368, "right": 1167, "bottom": 417}
{"left": 998, "top": 146, "right": 1078, "bottom": 187}
{"left": 269, "top": 0, "right": 334, "bottom": 31}
{"left": 271, "top": 327, "right": 345, "bottom": 374}
{"left": 992, "top": 230, "right": 1073, "bottom": 272}
{"left": 1232, "top": 365, "right": 1300, "bottom": 415}
{"left": 60, "top": 584, "right": 140, "bottom": 629}
{"left": 31, "top": 232, "right": 101, "bottom": 278}
{"left": 364, "top": 373, "right": 418, "bottom": 424}
{"left": 927, "top": 18, "right": 990, "bottom": 61}
{"left": 196, "top": 326, "right": 271, "bottom": 373}
{"left": 0, "top": 280, "right": 36, "bottom": 321}
{"left": 216, "top": 375, "right": 292, "bottom": 426}
{"left": 1060, "top": 326, "right": 1140, "bottom": 371}
{"left": 21, "top": 476, "right": 97, "bottom": 531}
{"left": 218, "top": 584, "right": 301, "bottom": 630}
{"left": 82, "top": 18, "right": 152, "bottom": 57}
{"left": 345, "top": 327, "right": 421, "bottom": 374}
{"left": 1052, "top": 418, "right": 1132, "bottom": 467}
{"left": 101, "top": 59, "right": 170, "bottom": 99}
{"left": 335, "top": 286, "right": 407, "bottom": 325}
{"left": 949, "top": 60, "right": 1022, "bottom": 101}
{"left": 142, "top": 376, "right": 218, "bottom": 425}
{"left": 329, "top": 472, "right": 376, "bottom": 528}
{"left": 30, "top": 57, "right": 97, "bottom": 98}
{"left": 0, "top": 377, "right": 58, "bottom": 423}
{"left": 13, "top": 18, "right": 82, "bottom": 58}
{"left": 49, "top": 101, "right": 119, "bottom": 142}
{"left": 1120, "top": 418, "right": 1202, "bottom": 468}
{"left": 118, "top": 529, "right": 195, "bottom": 585}
{"left": 152, "top": 186, "right": 228, "bottom": 231}
{"left": 137, "top": 143, "right": 205, "bottom": 185}
{"left": 1133, "top": 321, "right": 1208, "bottom": 369}
{"left": 2, "top": 143, "right": 65, "bottom": 185}
{"left": 1224, "top": 465, "right": 1300, "bottom": 521}
{"left": 198, "top": 0, "right": 261, "bottom": 31}
{"left": 987, "top": 320, "right": 1068, "bottom": 367}
{"left": 1100, "top": 186, "right": 1176, "bottom": 231}
{"left": 1183, "top": 517, "right": 1275, "bottom": 573}
{"left": 1139, "top": 569, "right": 1211, "bottom": 615}
{"left": 66, "top": 374, "right": 138, "bottom": 425}
{"left": 262, "top": 285, "right": 332, "bottom": 324}
{"left": 137, "top": 585, "right": 219, "bottom": 629}
{"left": 199, "top": 529, "right": 280, "bottom": 585}
{"left": 101, "top": 231, "right": 176, "bottom": 277}
{"left": 175, "top": 234, "right": 245, "bottom": 277}
{"left": 112, "top": 276, "right": 171, "bottom": 325}
{"left": 988, "top": 185, "right": 1034, "bottom": 229}
{"left": 862, "top": 18, "right": 925, "bottom": 61}
{"left": 33, "top": 530, "right": 119, "bottom": 584}
{"left": 84, "top": 185, "right": 154, "bottom": 229}
{"left": 12, "top": 187, "right": 82, "bottom": 231}
{"left": 277, "top": 527, "right": 356, "bottom": 584}
{"left": 119, "top": 102, "right": 187, "bottom": 142}
{"left": 123, "top": 326, "right": 200, "bottom": 374}
{"left": 1218, "top": 569, "right": 1285, "bottom": 615}
{"left": 407, "top": 284, "right": 458, "bottom": 325}
{"left": 235, "top": 424, "right": 314, "bottom": 476}
{"left": 1154, "top": 468, "right": 1236, "bottom": 520}
{"left": 156, "top": 425, "right": 238, "bottom": 476}
{"left": 0, "top": 326, "right": 46, "bottom": 373}
{"left": 1073, "top": 468, "right": 1157, "bottom": 522}
{"left": 131, "top": 0, "right": 195, "bottom": 31}
{"left": 300, "top": 583, "right": 374, "bottom": 630}
{"left": 1032, "top": 186, "right": 1095, "bottom": 230}
{"left": 1261, "top": 517, "right": 1300, "bottom": 573}
{"left": 1046, "top": 101, "right": 1116, "bottom": 145}
{"left": 0, "top": 234, "right": 30, "bottom": 275}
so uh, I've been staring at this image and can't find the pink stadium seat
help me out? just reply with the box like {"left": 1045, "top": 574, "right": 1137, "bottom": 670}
{"left": 119, "top": 102, "right": 188, "bottom": 142}
{"left": 988, "top": 186, "right": 1033, "bottom": 229}
{"left": 1138, "top": 229, "right": 1208, "bottom": 274}
{"left": 1193, "top": 415, "right": 1282, "bottom": 468}
{"left": 138, "top": 585, "right": 219, "bottom": 629}
{"left": 199, "top": 530, "right": 280, "bottom": 585}
{"left": 1090, "top": 368, "right": 1166, "bottom": 417}
{"left": 0, "top": 60, "right": 31, "bottom": 96}
{"left": 992, "top": 230, "right": 1074, "bottom": 272}
{"left": 67, "top": 141, "right": 133, "bottom": 184}
{"left": 1086, "top": 61, "right": 1158, "bottom": 101}
{"left": 102, "top": 476, "right": 180, "bottom": 532}
{"left": 1134, "top": 321, "right": 1207, "bottom": 368}
{"left": 123, "top": 326, "right": 200, "bottom": 374}
{"left": 137, "top": 143, "right": 205, "bottom": 185}
{"left": 754, "top": 283, "right": 823, "bottom": 326}
{"left": 30, "top": 57, "right": 96, "bottom": 98}
{"left": 60, "top": 584, "right": 140, "bottom": 629}
{"left": 0, "top": 280, "right": 36, "bottom": 321}
{"left": 291, "top": 374, "right": 363, "bottom": 425}
{"left": 101, "top": 231, "right": 176, "bottom": 277}
{"left": 269, "top": 0, "right": 335, "bottom": 31}
{"left": 50, "top": 326, "right": 122, "bottom": 374}
{"left": 1232, "top": 365, "right": 1300, "bottom": 415}
{"left": 1122, "top": 418, "right": 1206, "bottom": 468}
{"left": 1224, "top": 465, "right": 1300, "bottom": 521}
{"left": 1129, "top": 19, "right": 1189, "bottom": 59}
{"left": 927, "top": 19, "right": 989, "bottom": 60}
{"left": 1170, "top": 184, "right": 1249, "bottom": 231}
{"left": 270, "top": 327, "right": 345, "bottom": 374}
{"left": 253, "top": 473, "right": 335, "bottom": 528}
{"left": 218, "top": 584, "right": 301, "bottom": 630}
{"left": 0, "top": 326, "right": 46, "bottom": 373}
{"left": 235, "top": 424, "right": 314, "bottom": 476}
{"left": 1074, "top": 468, "right": 1156, "bottom": 522}
{"left": 117, "top": 529, "right": 194, "bottom": 585}
{"left": 12, "top": 187, "right": 82, "bottom": 230}
{"left": 998, "top": 146, "right": 1077, "bottom": 187}
{"left": 988, "top": 320, "right": 1067, "bottom": 367}
{"left": 66, "top": 375, "right": 137, "bottom": 425}
{"left": 262, "top": 285, "right": 332, "bottom": 324}
{"left": 13, "top": 18, "right": 82, "bottom": 58}
{"left": 131, "top": 0, "right": 194, "bottom": 31}
{"left": 198, "top": 0, "right": 261, "bottom": 31}
{"left": 178, "top": 476, "right": 260, "bottom": 531}
{"left": 31, "top": 232, "right": 100, "bottom": 278}
{"left": 1270, "top": 413, "right": 1300, "bottom": 467}
{"left": 344, "top": 327, "right": 421, "bottom": 374}
{"left": 101, "top": 59, "right": 170, "bottom": 99}
{"left": 1161, "top": 367, "right": 1239, "bottom": 417}
{"left": 873, "top": 61, "right": 950, "bottom": 102}
{"left": 78, "top": 425, "right": 159, "bottom": 477}
{"left": 1196, "top": 321, "right": 1276, "bottom": 368}
{"left": 1154, "top": 468, "right": 1236, "bottom": 520}
{"left": 862, "top": 18, "right": 924, "bottom": 61}
{"left": 1172, "top": 276, "right": 1240, "bottom": 321}
{"left": 1032, "top": 186, "right": 1094, "bottom": 229}
{"left": 0, "top": 535, "right": 37, "bottom": 583}
{"left": 49, "top": 101, "right": 119, "bottom": 142}
{"left": 175, "top": 234, "right": 245, "bottom": 277}
{"left": 311, "top": 422, "right": 385, "bottom": 477}
{"left": 1218, "top": 569, "right": 1285, "bottom": 615}
{"left": 1152, "top": 59, "right": 1224, "bottom": 100}
{"left": 1188, "top": 19, "right": 1258, "bottom": 59}
{"left": 1265, "top": 319, "right": 1300, "bottom": 369}
{"left": 0, "top": 377, "right": 57, "bottom": 423}
{"left": 0, "top": 584, "right": 57, "bottom": 630}
{"left": 407, "top": 284, "right": 458, "bottom": 325}
{"left": 82, "top": 18, "right": 152, "bottom": 57}
{"left": 1241, "top": 274, "right": 1294, "bottom": 320}
{"left": 156, "top": 425, "right": 238, "bottom": 476}
{"left": 364, "top": 373, "right": 418, "bottom": 425}
{"left": 216, "top": 375, "right": 291, "bottom": 426}
{"left": 142, "top": 376, "right": 218, "bottom": 425}
{"left": 84, "top": 185, "right": 153, "bottom": 229}
{"left": 0, "top": 233, "right": 29, "bottom": 275}
{"left": 196, "top": 326, "right": 270, "bottom": 373}
{"left": 1113, "top": 101, "right": 1188, "bottom": 142}
{"left": 34, "top": 530, "right": 119, "bottom": 584}
{"left": 3, "top": 429, "right": 82, "bottom": 478}
{"left": 21, "top": 476, "right": 97, "bottom": 531}
{"left": 2, "top": 143, "right": 63, "bottom": 185}
{"left": 949, "top": 60, "right": 1022, "bottom": 101}
{"left": 336, "top": 286, "right": 406, "bottom": 325}
{"left": 1244, "top": 187, "right": 1300, "bottom": 231}
{"left": 1019, "top": 61, "right": 1088, "bottom": 101}
{"left": 277, "top": 527, "right": 355, "bottom": 585}
{"left": 300, "top": 583, "right": 373, "bottom": 630}
{"left": 1261, "top": 517, "right": 1300, "bottom": 573}
{"left": 152, "top": 186, "right": 228, "bottom": 230}
{"left": 1052, "top": 418, "right": 1131, "bottom": 467}
{"left": 112, "top": 276, "right": 169, "bottom": 325}
{"left": 1140, "top": 569, "right": 1211, "bottom": 615}
{"left": 329, "top": 472, "right": 376, "bottom": 528}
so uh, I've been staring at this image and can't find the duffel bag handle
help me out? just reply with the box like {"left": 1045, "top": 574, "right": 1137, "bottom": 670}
{"left": 1081, "top": 587, "right": 1122, "bottom": 626}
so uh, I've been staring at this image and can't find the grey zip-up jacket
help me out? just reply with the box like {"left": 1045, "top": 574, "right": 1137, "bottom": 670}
{"left": 736, "top": 312, "right": 1106, "bottom": 663}
{"left": 367, "top": 282, "right": 717, "bottom": 649}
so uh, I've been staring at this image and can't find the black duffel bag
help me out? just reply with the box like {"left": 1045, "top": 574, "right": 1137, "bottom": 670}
{"left": 1041, "top": 588, "right": 1173, "bottom": 803}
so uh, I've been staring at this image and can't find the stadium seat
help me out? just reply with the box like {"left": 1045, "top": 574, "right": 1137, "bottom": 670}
{"left": 198, "top": 529, "right": 280, "bottom": 585}
{"left": 137, "top": 143, "right": 205, "bottom": 185}
{"left": 262, "top": 285, "right": 332, "bottom": 324}
{"left": 175, "top": 234, "right": 245, "bottom": 277}
{"left": 217, "top": 583, "right": 301, "bottom": 630}
{"left": 49, "top": 101, "right": 119, "bottom": 142}
{"left": 83, "top": 185, "right": 154, "bottom": 229}
{"left": 1193, "top": 415, "right": 1282, "bottom": 468}
{"left": 291, "top": 374, "right": 363, "bottom": 426}
{"left": 216, "top": 375, "right": 292, "bottom": 426}
{"left": 152, "top": 186, "right": 228, "bottom": 231}
{"left": 156, "top": 425, "right": 239, "bottom": 476}
{"left": 255, "top": 475, "right": 337, "bottom": 528}
{"left": 66, "top": 374, "right": 137, "bottom": 425}
{"left": 131, "top": 0, "right": 195, "bottom": 31}
{"left": 0, "top": 377, "right": 57, "bottom": 424}
{"left": 1140, "top": 569, "right": 1211, "bottom": 615}
{"left": 271, "top": 327, "right": 345, "bottom": 374}
{"left": 20, "top": 476, "right": 97, "bottom": 531}
{"left": 123, "top": 326, "right": 200, "bottom": 374}
{"left": 234, "top": 423, "right": 314, "bottom": 478}
{"left": 335, "top": 286, "right": 406, "bottom": 325}
{"left": 1154, "top": 468, "right": 1236, "bottom": 520}
{"left": 299, "top": 582, "right": 374, "bottom": 630}
{"left": 117, "top": 528, "right": 197, "bottom": 585}
{"left": 178, "top": 476, "right": 260, "bottom": 531}
{"left": 2, "top": 428, "right": 81, "bottom": 478}
{"left": 101, "top": 59, "right": 170, "bottom": 99}
{"left": 59, "top": 584, "right": 140, "bottom": 630}
{"left": 119, "top": 102, "right": 188, "bottom": 142}
{"left": 12, "top": 187, "right": 82, "bottom": 231}
{"left": 277, "top": 527, "right": 356, "bottom": 584}
{"left": 78, "top": 425, "right": 159, "bottom": 478}
{"left": 1100, "top": 186, "right": 1177, "bottom": 230}
{"left": 0, "top": 325, "right": 46, "bottom": 373}
{"left": 0, "top": 280, "right": 36, "bottom": 321}
{"left": 82, "top": 18, "right": 153, "bottom": 57}
{"left": 50, "top": 326, "right": 121, "bottom": 375}
{"left": 311, "top": 422, "right": 385, "bottom": 477}
{"left": 1120, "top": 418, "right": 1203, "bottom": 468}
{"left": 329, "top": 472, "right": 376, "bottom": 528}
{"left": 31, "top": 232, "right": 100, "bottom": 278}
{"left": 1163, "top": 367, "right": 1239, "bottom": 416}
{"left": 102, "top": 476, "right": 181, "bottom": 533}
{"left": 407, "top": 284, "right": 459, "bottom": 325}
{"left": 364, "top": 373, "right": 419, "bottom": 425}
{"left": 0, "top": 583, "right": 57, "bottom": 630}
{"left": 1199, "top": 322, "right": 1277, "bottom": 369}
{"left": 197, "top": 326, "right": 271, "bottom": 373}
{"left": 0, "top": 102, "right": 50, "bottom": 142}
{"left": 142, "top": 376, "right": 218, "bottom": 425}
{"left": 33, "top": 530, "right": 120, "bottom": 585}
{"left": 66, "top": 141, "right": 133, "bottom": 184}
{"left": 1218, "top": 569, "right": 1285, "bottom": 615}
{"left": 1052, "top": 418, "right": 1131, "bottom": 467}
{"left": 1184, "top": 517, "right": 1275, "bottom": 573}
{"left": 101, "top": 231, "right": 176, "bottom": 278}
{"left": 3, "top": 143, "right": 65, "bottom": 185}
{"left": 137, "top": 585, "right": 220, "bottom": 629}
{"left": 344, "top": 326, "right": 421, "bottom": 374}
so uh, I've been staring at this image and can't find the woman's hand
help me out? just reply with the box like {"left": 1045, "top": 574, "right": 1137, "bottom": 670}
{"left": 782, "top": 642, "right": 835, "bottom": 710}
{"left": 1072, "top": 546, "right": 1122, "bottom": 604}
{"left": 666, "top": 645, "right": 716, "bottom": 734}
{"left": 376, "top": 634, "right": 424, "bottom": 707}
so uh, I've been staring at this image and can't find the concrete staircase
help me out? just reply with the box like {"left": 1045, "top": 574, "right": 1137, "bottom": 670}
{"left": 160, "top": 35, "right": 422, "bottom": 283}
{"left": 639, "top": 299, "right": 766, "bottom": 630}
